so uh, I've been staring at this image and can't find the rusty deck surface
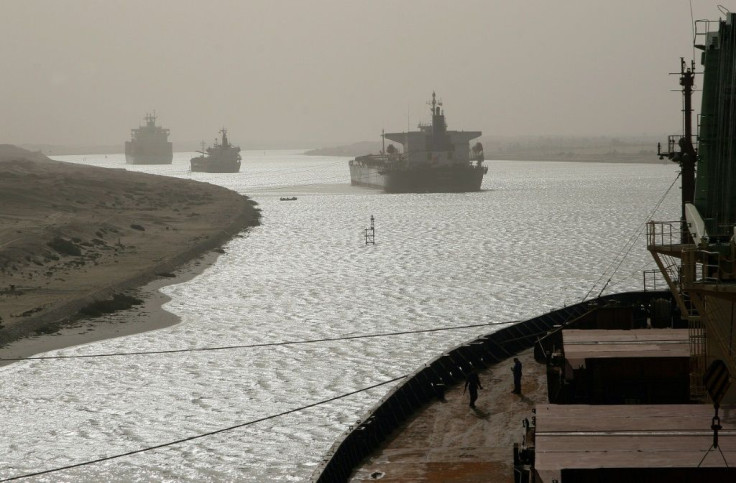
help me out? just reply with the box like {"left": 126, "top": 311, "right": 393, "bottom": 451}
{"left": 350, "top": 348, "right": 547, "bottom": 482}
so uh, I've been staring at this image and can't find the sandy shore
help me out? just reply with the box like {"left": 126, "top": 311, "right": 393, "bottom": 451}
{"left": 0, "top": 146, "right": 260, "bottom": 363}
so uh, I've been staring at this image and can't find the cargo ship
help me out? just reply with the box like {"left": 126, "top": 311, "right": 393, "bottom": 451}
{"left": 190, "top": 129, "right": 241, "bottom": 173}
{"left": 349, "top": 92, "right": 486, "bottom": 193}
{"left": 314, "top": 10, "right": 736, "bottom": 482}
{"left": 124, "top": 112, "right": 173, "bottom": 165}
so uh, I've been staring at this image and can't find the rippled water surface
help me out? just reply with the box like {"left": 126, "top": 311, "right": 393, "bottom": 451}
{"left": 0, "top": 152, "right": 680, "bottom": 481}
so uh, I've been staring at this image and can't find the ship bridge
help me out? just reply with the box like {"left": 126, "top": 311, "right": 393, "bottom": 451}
{"left": 383, "top": 130, "right": 481, "bottom": 147}
{"left": 382, "top": 93, "right": 481, "bottom": 163}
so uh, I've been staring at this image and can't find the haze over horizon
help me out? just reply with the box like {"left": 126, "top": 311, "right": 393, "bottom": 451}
{"left": 0, "top": 0, "right": 726, "bottom": 149}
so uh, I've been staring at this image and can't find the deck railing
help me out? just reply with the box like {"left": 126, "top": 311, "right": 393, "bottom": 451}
{"left": 310, "top": 290, "right": 673, "bottom": 482}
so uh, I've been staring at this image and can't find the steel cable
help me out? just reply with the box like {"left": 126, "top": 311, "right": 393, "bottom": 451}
{"left": 0, "top": 375, "right": 407, "bottom": 482}
{"left": 0, "top": 321, "right": 517, "bottom": 362}
{"left": 581, "top": 172, "right": 681, "bottom": 302}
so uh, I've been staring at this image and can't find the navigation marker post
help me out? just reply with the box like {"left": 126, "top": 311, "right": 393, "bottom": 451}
{"left": 365, "top": 215, "right": 375, "bottom": 245}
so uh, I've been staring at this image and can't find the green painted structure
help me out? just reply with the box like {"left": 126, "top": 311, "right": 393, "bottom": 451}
{"left": 695, "top": 13, "right": 736, "bottom": 238}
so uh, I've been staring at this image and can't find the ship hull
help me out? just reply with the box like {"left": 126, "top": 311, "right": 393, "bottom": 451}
{"left": 312, "top": 290, "right": 674, "bottom": 481}
{"left": 349, "top": 162, "right": 486, "bottom": 193}
{"left": 124, "top": 141, "right": 173, "bottom": 165}
{"left": 190, "top": 158, "right": 240, "bottom": 173}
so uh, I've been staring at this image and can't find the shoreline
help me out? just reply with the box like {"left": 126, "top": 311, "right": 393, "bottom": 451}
{"left": 0, "top": 249, "right": 222, "bottom": 368}
{"left": 0, "top": 149, "right": 261, "bottom": 365}
{"left": 0, "top": 195, "right": 258, "bottom": 347}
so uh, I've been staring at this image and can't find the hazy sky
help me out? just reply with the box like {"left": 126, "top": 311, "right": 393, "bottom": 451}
{"left": 0, "top": 0, "right": 728, "bottom": 148}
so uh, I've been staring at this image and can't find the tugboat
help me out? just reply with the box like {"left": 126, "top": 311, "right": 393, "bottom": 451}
{"left": 190, "top": 129, "right": 241, "bottom": 173}
{"left": 124, "top": 112, "right": 173, "bottom": 165}
{"left": 349, "top": 92, "right": 487, "bottom": 193}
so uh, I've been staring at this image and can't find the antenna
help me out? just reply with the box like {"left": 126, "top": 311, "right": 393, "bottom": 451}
{"left": 690, "top": 0, "right": 696, "bottom": 60}
{"left": 690, "top": 0, "right": 695, "bottom": 38}
{"left": 406, "top": 104, "right": 410, "bottom": 155}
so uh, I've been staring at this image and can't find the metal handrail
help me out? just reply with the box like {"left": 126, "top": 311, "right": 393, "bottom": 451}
{"left": 646, "top": 221, "right": 684, "bottom": 248}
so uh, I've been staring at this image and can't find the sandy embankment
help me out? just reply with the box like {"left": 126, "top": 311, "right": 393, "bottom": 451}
{"left": 0, "top": 145, "right": 260, "bottom": 358}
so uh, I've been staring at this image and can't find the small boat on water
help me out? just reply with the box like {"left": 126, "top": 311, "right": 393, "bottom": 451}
{"left": 190, "top": 129, "right": 241, "bottom": 173}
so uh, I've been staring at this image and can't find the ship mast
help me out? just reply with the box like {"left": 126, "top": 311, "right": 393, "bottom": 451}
{"left": 145, "top": 111, "right": 157, "bottom": 128}
{"left": 679, "top": 59, "right": 697, "bottom": 242}
{"left": 658, "top": 58, "right": 697, "bottom": 244}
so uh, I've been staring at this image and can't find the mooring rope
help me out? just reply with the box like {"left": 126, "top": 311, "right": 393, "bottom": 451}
{"left": 0, "top": 321, "right": 518, "bottom": 362}
{"left": 0, "top": 375, "right": 407, "bottom": 482}
{"left": 581, "top": 172, "right": 681, "bottom": 302}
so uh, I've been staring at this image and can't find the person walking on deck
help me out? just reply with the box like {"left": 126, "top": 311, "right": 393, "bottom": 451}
{"left": 512, "top": 357, "right": 522, "bottom": 395}
{"left": 464, "top": 370, "right": 483, "bottom": 408}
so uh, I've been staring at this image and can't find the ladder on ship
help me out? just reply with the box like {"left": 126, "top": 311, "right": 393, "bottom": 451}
{"left": 646, "top": 221, "right": 706, "bottom": 401}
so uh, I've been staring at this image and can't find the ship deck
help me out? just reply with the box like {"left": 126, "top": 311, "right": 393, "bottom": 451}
{"left": 533, "top": 403, "right": 736, "bottom": 482}
{"left": 350, "top": 348, "right": 546, "bottom": 482}
{"left": 562, "top": 328, "right": 690, "bottom": 363}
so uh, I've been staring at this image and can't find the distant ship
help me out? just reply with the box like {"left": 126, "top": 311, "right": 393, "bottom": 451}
{"left": 349, "top": 92, "right": 487, "bottom": 193}
{"left": 190, "top": 129, "right": 241, "bottom": 173}
{"left": 124, "top": 112, "right": 173, "bottom": 165}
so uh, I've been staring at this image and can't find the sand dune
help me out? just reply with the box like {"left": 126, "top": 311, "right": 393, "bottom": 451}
{"left": 0, "top": 145, "right": 260, "bottom": 346}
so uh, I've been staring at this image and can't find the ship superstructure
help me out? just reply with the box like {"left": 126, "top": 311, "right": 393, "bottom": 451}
{"left": 124, "top": 112, "right": 173, "bottom": 165}
{"left": 349, "top": 92, "right": 487, "bottom": 193}
{"left": 190, "top": 128, "right": 241, "bottom": 173}
{"left": 650, "top": 11, "right": 736, "bottom": 404}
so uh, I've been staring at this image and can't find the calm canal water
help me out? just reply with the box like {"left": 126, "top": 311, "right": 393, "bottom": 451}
{"left": 0, "top": 152, "right": 680, "bottom": 481}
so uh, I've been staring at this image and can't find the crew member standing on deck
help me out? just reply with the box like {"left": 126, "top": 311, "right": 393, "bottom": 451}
{"left": 464, "top": 370, "right": 483, "bottom": 408}
{"left": 512, "top": 357, "right": 523, "bottom": 395}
